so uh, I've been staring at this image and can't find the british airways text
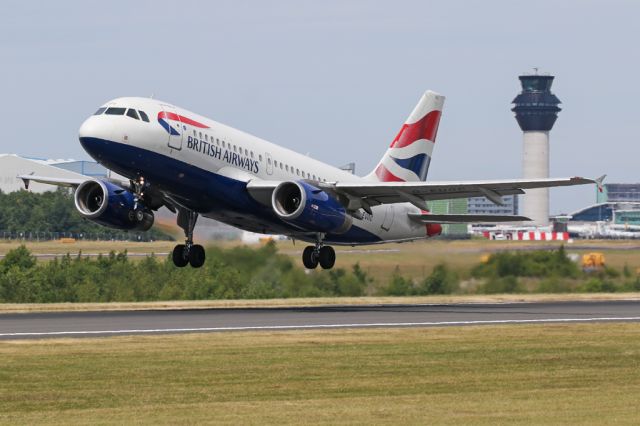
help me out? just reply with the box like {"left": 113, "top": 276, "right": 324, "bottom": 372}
{"left": 187, "top": 136, "right": 259, "bottom": 174}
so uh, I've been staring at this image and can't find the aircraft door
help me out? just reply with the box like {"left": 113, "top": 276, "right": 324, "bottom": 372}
{"left": 381, "top": 205, "right": 395, "bottom": 231}
{"left": 161, "top": 105, "right": 183, "bottom": 150}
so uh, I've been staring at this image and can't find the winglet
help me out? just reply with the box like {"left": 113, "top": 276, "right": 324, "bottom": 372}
{"left": 19, "top": 172, "right": 35, "bottom": 190}
{"left": 595, "top": 174, "right": 607, "bottom": 193}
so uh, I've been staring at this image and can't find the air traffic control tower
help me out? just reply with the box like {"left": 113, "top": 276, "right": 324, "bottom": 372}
{"left": 512, "top": 71, "right": 562, "bottom": 226}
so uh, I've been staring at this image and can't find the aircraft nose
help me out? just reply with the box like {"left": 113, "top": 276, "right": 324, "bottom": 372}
{"left": 78, "top": 116, "right": 98, "bottom": 140}
{"left": 78, "top": 116, "right": 108, "bottom": 161}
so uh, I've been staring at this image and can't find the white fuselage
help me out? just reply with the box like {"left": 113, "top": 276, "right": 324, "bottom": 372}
{"left": 78, "top": 97, "right": 431, "bottom": 245}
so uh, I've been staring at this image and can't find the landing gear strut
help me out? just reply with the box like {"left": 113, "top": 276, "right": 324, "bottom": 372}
{"left": 302, "top": 235, "right": 335, "bottom": 270}
{"left": 172, "top": 208, "right": 205, "bottom": 268}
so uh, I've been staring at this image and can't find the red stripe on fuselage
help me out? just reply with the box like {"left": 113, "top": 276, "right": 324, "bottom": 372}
{"left": 158, "top": 111, "right": 210, "bottom": 128}
{"left": 391, "top": 110, "right": 441, "bottom": 148}
{"left": 375, "top": 164, "right": 404, "bottom": 182}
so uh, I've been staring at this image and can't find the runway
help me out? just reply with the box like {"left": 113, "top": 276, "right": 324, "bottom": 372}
{"left": 1, "top": 300, "right": 639, "bottom": 340}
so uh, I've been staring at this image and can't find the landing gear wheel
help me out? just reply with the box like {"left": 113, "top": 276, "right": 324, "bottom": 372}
{"left": 319, "top": 246, "right": 336, "bottom": 269}
{"left": 172, "top": 244, "right": 189, "bottom": 267}
{"left": 189, "top": 244, "right": 206, "bottom": 268}
{"left": 302, "top": 246, "right": 319, "bottom": 269}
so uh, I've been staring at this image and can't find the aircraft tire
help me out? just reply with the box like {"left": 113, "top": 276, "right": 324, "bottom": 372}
{"left": 302, "top": 246, "right": 318, "bottom": 269}
{"left": 189, "top": 244, "right": 206, "bottom": 268}
{"left": 319, "top": 246, "right": 336, "bottom": 269}
{"left": 172, "top": 244, "right": 189, "bottom": 267}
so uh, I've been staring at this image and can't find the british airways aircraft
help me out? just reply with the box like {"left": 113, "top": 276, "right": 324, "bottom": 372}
{"left": 20, "top": 91, "right": 597, "bottom": 269}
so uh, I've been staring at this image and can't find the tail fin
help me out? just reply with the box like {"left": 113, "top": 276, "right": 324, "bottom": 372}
{"left": 367, "top": 90, "right": 445, "bottom": 182}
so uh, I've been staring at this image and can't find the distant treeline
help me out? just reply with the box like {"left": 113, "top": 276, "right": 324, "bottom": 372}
{"left": 0, "top": 188, "right": 172, "bottom": 241}
{"left": 1, "top": 243, "right": 639, "bottom": 304}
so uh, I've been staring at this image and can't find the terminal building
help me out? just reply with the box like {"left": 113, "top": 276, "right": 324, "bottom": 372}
{"left": 468, "top": 195, "right": 518, "bottom": 216}
{"left": 597, "top": 183, "right": 640, "bottom": 204}
{"left": 564, "top": 183, "right": 640, "bottom": 227}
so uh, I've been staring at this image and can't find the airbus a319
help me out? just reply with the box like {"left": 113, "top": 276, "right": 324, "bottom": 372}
{"left": 21, "top": 91, "right": 596, "bottom": 269}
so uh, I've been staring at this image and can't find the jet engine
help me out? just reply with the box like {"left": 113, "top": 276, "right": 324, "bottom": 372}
{"left": 74, "top": 179, "right": 154, "bottom": 230}
{"left": 271, "top": 181, "right": 352, "bottom": 234}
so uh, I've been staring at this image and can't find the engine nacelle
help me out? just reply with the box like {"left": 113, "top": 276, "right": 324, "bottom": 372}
{"left": 74, "top": 179, "right": 154, "bottom": 231}
{"left": 272, "top": 181, "right": 352, "bottom": 234}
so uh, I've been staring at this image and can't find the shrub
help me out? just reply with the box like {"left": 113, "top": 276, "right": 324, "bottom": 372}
{"left": 417, "top": 264, "right": 458, "bottom": 295}
{"left": 472, "top": 247, "right": 579, "bottom": 279}
{"left": 382, "top": 268, "right": 415, "bottom": 296}
{"left": 579, "top": 278, "right": 617, "bottom": 293}
{"left": 477, "top": 276, "right": 521, "bottom": 294}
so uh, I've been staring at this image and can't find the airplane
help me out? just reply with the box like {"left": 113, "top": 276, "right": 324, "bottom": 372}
{"left": 19, "top": 90, "right": 598, "bottom": 269}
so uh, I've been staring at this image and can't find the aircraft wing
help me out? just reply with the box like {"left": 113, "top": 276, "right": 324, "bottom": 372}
{"left": 247, "top": 176, "right": 600, "bottom": 213}
{"left": 322, "top": 176, "right": 598, "bottom": 212}
{"left": 17, "top": 174, "right": 131, "bottom": 190}
{"left": 17, "top": 174, "right": 87, "bottom": 189}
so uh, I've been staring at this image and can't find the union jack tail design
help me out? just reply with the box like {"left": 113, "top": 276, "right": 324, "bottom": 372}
{"left": 367, "top": 90, "right": 444, "bottom": 182}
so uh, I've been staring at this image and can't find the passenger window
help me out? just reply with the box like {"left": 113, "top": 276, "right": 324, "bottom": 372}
{"left": 205, "top": 134, "right": 209, "bottom": 141}
{"left": 268, "top": 157, "right": 272, "bottom": 165}
{"left": 280, "top": 163, "right": 283, "bottom": 169}
{"left": 222, "top": 141, "right": 226, "bottom": 148}
{"left": 296, "top": 169, "right": 300, "bottom": 176}
{"left": 126, "top": 109, "right": 139, "bottom": 120}
{"left": 244, "top": 149, "right": 248, "bottom": 156}
{"left": 250, "top": 151, "right": 254, "bottom": 158}
{"left": 216, "top": 138, "right": 220, "bottom": 145}
{"left": 199, "top": 132, "right": 203, "bottom": 139}
{"left": 138, "top": 110, "right": 149, "bottom": 122}
{"left": 94, "top": 107, "right": 106, "bottom": 115}
{"left": 285, "top": 165, "right": 289, "bottom": 172}
{"left": 259, "top": 155, "right": 263, "bottom": 161}
{"left": 105, "top": 107, "right": 126, "bottom": 115}
{"left": 193, "top": 130, "right": 197, "bottom": 136}
{"left": 233, "top": 145, "right": 237, "bottom": 152}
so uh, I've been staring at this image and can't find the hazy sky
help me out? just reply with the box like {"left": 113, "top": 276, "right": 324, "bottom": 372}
{"left": 1, "top": 0, "right": 638, "bottom": 213}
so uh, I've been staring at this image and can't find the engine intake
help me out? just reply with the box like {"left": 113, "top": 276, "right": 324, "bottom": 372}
{"left": 272, "top": 181, "right": 352, "bottom": 234}
{"left": 74, "top": 179, "right": 154, "bottom": 231}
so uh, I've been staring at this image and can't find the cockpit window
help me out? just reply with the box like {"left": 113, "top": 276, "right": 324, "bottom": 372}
{"left": 138, "top": 110, "right": 149, "bottom": 122}
{"left": 105, "top": 107, "right": 126, "bottom": 115}
{"left": 94, "top": 107, "right": 107, "bottom": 115}
{"left": 126, "top": 109, "right": 139, "bottom": 120}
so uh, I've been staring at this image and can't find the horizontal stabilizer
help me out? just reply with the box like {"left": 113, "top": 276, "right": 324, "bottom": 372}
{"left": 408, "top": 213, "right": 531, "bottom": 224}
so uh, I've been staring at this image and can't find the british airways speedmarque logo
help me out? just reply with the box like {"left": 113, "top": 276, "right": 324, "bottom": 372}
{"left": 157, "top": 111, "right": 210, "bottom": 135}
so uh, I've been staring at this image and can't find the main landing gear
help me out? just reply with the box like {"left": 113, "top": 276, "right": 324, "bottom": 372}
{"left": 172, "top": 208, "right": 206, "bottom": 268}
{"left": 302, "top": 236, "right": 336, "bottom": 270}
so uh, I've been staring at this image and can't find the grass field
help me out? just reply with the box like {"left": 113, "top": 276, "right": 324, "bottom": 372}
{"left": 1, "top": 324, "right": 640, "bottom": 424}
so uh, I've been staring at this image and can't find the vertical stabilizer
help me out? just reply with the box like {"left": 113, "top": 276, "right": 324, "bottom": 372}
{"left": 367, "top": 90, "right": 445, "bottom": 182}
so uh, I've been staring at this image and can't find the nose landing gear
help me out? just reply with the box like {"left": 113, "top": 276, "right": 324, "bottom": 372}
{"left": 172, "top": 208, "right": 205, "bottom": 268}
{"left": 302, "top": 235, "right": 336, "bottom": 270}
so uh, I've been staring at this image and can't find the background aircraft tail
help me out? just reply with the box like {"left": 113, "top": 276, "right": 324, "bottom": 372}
{"left": 366, "top": 90, "right": 445, "bottom": 182}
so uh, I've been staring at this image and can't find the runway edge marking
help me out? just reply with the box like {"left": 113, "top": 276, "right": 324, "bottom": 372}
{"left": 2, "top": 316, "right": 640, "bottom": 337}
